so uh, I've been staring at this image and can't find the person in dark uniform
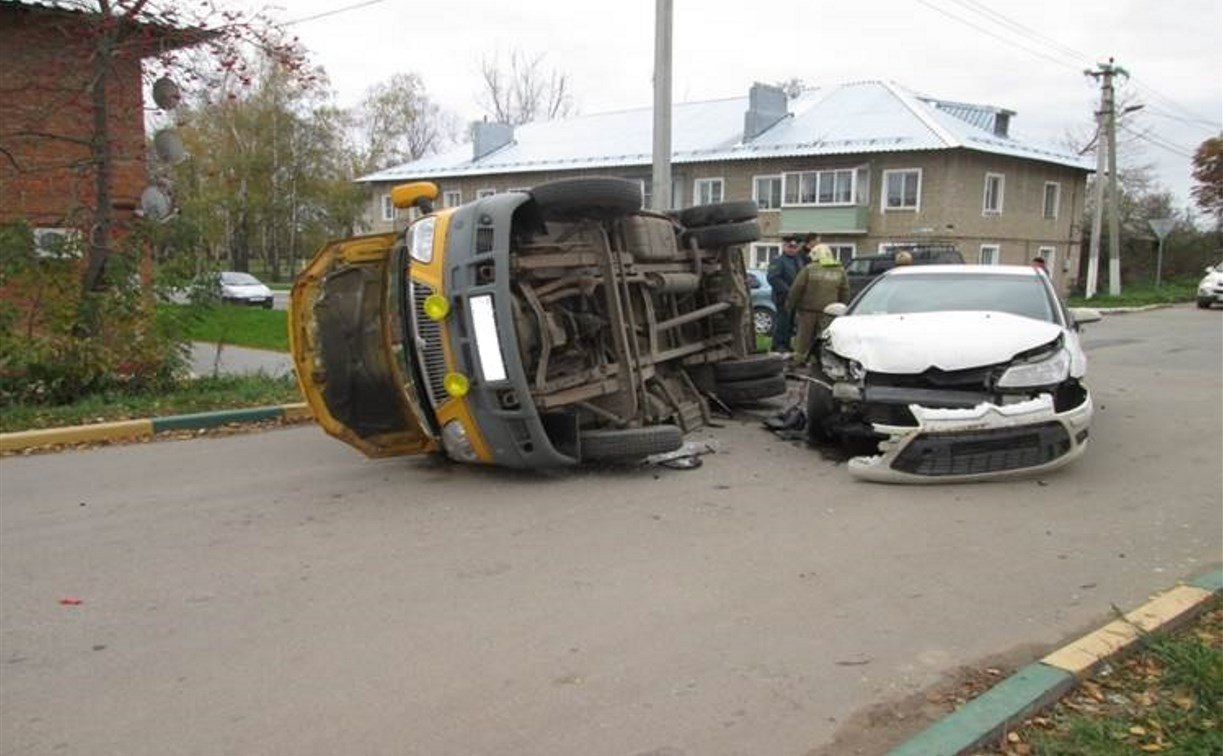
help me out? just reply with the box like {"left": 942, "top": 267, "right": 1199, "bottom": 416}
{"left": 767, "top": 239, "right": 804, "bottom": 352}
{"left": 786, "top": 245, "right": 850, "bottom": 367}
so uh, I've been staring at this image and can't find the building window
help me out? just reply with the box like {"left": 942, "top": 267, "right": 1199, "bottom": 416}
{"left": 783, "top": 169, "right": 855, "bottom": 206}
{"left": 882, "top": 169, "right": 921, "bottom": 211}
{"left": 828, "top": 243, "right": 855, "bottom": 264}
{"left": 32, "top": 227, "right": 82, "bottom": 258}
{"left": 983, "top": 173, "right": 1005, "bottom": 214}
{"left": 1038, "top": 245, "right": 1056, "bottom": 272}
{"left": 443, "top": 190, "right": 462, "bottom": 208}
{"left": 381, "top": 194, "right": 394, "bottom": 222}
{"left": 1043, "top": 182, "right": 1060, "bottom": 219}
{"left": 979, "top": 244, "right": 1000, "bottom": 264}
{"left": 753, "top": 175, "right": 783, "bottom": 210}
{"left": 476, "top": 188, "right": 496, "bottom": 199}
{"left": 749, "top": 243, "right": 781, "bottom": 268}
{"left": 694, "top": 177, "right": 724, "bottom": 206}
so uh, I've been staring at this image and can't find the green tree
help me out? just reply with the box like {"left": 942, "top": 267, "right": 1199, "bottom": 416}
{"left": 356, "top": 72, "right": 458, "bottom": 173}
{"left": 1190, "top": 136, "right": 1223, "bottom": 228}
{"left": 174, "top": 54, "right": 364, "bottom": 280}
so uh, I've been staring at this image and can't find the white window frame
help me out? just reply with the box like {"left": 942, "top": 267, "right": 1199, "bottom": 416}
{"left": 881, "top": 168, "right": 922, "bottom": 212}
{"left": 828, "top": 243, "right": 856, "bottom": 264}
{"left": 749, "top": 242, "right": 781, "bottom": 269}
{"left": 783, "top": 168, "right": 857, "bottom": 207}
{"left": 979, "top": 243, "right": 1001, "bottom": 265}
{"left": 752, "top": 174, "right": 783, "bottom": 211}
{"left": 1042, "top": 182, "right": 1060, "bottom": 220}
{"left": 443, "top": 190, "right": 462, "bottom": 208}
{"left": 1038, "top": 245, "right": 1057, "bottom": 272}
{"left": 32, "top": 227, "right": 82, "bottom": 258}
{"left": 693, "top": 177, "right": 724, "bottom": 206}
{"left": 983, "top": 173, "right": 1005, "bottom": 215}
{"left": 476, "top": 188, "right": 496, "bottom": 199}
{"left": 381, "top": 193, "right": 395, "bottom": 222}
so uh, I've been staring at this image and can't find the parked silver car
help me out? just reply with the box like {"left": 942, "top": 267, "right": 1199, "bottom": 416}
{"left": 746, "top": 268, "right": 776, "bottom": 335}
{"left": 806, "top": 265, "right": 1102, "bottom": 482}
{"left": 217, "top": 271, "right": 274, "bottom": 309}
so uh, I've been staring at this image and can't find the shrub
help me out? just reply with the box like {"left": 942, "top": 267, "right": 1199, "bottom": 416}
{"left": 0, "top": 221, "right": 188, "bottom": 406}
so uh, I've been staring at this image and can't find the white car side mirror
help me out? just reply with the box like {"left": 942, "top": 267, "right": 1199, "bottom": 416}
{"left": 824, "top": 302, "right": 848, "bottom": 318}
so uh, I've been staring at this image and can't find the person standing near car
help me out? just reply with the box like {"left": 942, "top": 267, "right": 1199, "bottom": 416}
{"left": 804, "top": 233, "right": 832, "bottom": 266}
{"left": 767, "top": 239, "right": 804, "bottom": 352}
{"left": 786, "top": 245, "right": 849, "bottom": 367}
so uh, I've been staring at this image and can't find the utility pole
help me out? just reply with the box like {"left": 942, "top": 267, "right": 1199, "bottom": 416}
{"left": 1084, "top": 58, "right": 1128, "bottom": 298}
{"left": 650, "top": 0, "right": 673, "bottom": 211}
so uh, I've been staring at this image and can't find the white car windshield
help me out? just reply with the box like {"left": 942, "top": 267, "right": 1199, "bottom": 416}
{"left": 851, "top": 272, "right": 1057, "bottom": 323}
{"left": 221, "top": 272, "right": 261, "bottom": 286}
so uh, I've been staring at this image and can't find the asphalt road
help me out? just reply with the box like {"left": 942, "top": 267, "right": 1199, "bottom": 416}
{"left": 1, "top": 306, "right": 1220, "bottom": 756}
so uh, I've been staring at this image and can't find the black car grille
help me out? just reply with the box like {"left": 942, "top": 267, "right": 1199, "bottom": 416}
{"left": 410, "top": 281, "right": 449, "bottom": 406}
{"left": 891, "top": 422, "right": 1071, "bottom": 476}
{"left": 869, "top": 365, "right": 995, "bottom": 392}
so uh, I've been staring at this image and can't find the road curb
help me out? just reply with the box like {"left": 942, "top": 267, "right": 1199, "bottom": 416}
{"left": 0, "top": 403, "right": 312, "bottom": 453}
{"left": 888, "top": 568, "right": 1222, "bottom": 756}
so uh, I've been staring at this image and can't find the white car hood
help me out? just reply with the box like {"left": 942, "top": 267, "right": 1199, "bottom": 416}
{"left": 825, "top": 311, "right": 1063, "bottom": 373}
{"left": 225, "top": 284, "right": 271, "bottom": 295}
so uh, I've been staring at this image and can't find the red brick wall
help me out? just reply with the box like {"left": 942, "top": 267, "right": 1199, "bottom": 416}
{"left": 0, "top": 7, "right": 148, "bottom": 230}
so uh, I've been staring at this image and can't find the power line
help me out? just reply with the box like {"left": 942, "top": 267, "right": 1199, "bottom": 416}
{"left": 946, "top": 0, "right": 1093, "bottom": 67}
{"left": 939, "top": 0, "right": 1220, "bottom": 132}
{"left": 285, "top": 0, "right": 391, "bottom": 26}
{"left": 1117, "top": 123, "right": 1195, "bottom": 159}
{"left": 1123, "top": 78, "right": 1222, "bottom": 130}
{"left": 1142, "top": 106, "right": 1222, "bottom": 132}
{"left": 914, "top": 0, "right": 1084, "bottom": 72}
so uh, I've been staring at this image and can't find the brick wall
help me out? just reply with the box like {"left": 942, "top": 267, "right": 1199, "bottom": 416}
{"left": 0, "top": 8, "right": 148, "bottom": 231}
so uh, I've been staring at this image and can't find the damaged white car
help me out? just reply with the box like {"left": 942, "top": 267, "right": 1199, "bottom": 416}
{"left": 805, "top": 265, "right": 1102, "bottom": 483}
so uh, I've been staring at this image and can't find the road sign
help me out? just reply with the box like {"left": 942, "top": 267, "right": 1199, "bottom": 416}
{"left": 1148, "top": 218, "right": 1174, "bottom": 286}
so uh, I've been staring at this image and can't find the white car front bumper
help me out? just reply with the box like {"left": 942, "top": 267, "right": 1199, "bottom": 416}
{"left": 848, "top": 391, "right": 1093, "bottom": 483}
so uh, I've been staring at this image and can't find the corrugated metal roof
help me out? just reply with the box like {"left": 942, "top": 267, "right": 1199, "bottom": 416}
{"left": 361, "top": 79, "right": 1092, "bottom": 183}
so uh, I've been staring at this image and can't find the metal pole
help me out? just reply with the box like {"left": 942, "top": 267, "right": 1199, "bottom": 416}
{"left": 1105, "top": 65, "right": 1122, "bottom": 297}
{"left": 1085, "top": 104, "right": 1106, "bottom": 299}
{"left": 651, "top": 0, "right": 673, "bottom": 212}
{"left": 1156, "top": 236, "right": 1165, "bottom": 287}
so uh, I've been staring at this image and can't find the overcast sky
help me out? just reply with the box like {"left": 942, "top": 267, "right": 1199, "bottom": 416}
{"left": 254, "top": 0, "right": 1220, "bottom": 208}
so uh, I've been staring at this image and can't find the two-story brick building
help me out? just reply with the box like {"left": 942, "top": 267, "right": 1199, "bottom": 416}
{"left": 359, "top": 80, "right": 1091, "bottom": 293}
{"left": 0, "top": 0, "right": 204, "bottom": 249}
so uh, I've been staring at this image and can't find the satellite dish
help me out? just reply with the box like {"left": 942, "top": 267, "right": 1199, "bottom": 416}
{"left": 153, "top": 128, "right": 186, "bottom": 164}
{"left": 152, "top": 77, "right": 181, "bottom": 110}
{"left": 140, "top": 186, "right": 172, "bottom": 220}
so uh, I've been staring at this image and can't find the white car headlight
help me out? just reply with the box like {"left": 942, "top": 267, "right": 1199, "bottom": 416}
{"left": 441, "top": 420, "right": 479, "bottom": 462}
{"left": 819, "top": 349, "right": 848, "bottom": 380}
{"left": 997, "top": 346, "right": 1071, "bottom": 388}
{"left": 409, "top": 217, "right": 436, "bottom": 264}
{"left": 819, "top": 348, "right": 864, "bottom": 382}
{"left": 468, "top": 294, "right": 507, "bottom": 382}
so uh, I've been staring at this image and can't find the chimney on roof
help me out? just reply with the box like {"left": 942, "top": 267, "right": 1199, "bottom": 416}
{"left": 473, "top": 121, "right": 514, "bottom": 161}
{"left": 994, "top": 111, "right": 1012, "bottom": 138}
{"left": 743, "top": 82, "right": 788, "bottom": 142}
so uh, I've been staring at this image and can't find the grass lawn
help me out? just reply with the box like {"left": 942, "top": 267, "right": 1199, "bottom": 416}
{"left": 1068, "top": 276, "right": 1198, "bottom": 308}
{"left": 178, "top": 305, "right": 289, "bottom": 352}
{"left": 0, "top": 374, "right": 302, "bottom": 433}
{"left": 979, "top": 604, "right": 1222, "bottom": 755}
